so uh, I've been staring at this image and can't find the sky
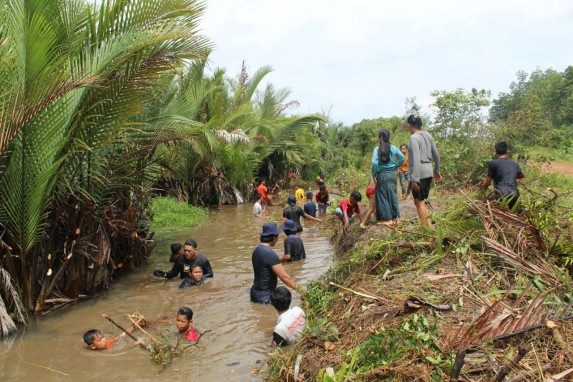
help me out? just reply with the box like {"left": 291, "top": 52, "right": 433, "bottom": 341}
{"left": 199, "top": 0, "right": 573, "bottom": 126}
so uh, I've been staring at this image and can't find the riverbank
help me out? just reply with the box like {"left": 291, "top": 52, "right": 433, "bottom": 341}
{"left": 265, "top": 186, "right": 573, "bottom": 381}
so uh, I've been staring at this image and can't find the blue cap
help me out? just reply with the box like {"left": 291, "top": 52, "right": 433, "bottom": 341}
{"left": 281, "top": 219, "right": 297, "bottom": 232}
{"left": 260, "top": 223, "right": 282, "bottom": 236}
{"left": 287, "top": 195, "right": 296, "bottom": 205}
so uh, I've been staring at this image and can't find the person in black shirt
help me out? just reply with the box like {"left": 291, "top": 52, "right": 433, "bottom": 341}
{"left": 280, "top": 220, "right": 306, "bottom": 262}
{"left": 153, "top": 239, "right": 213, "bottom": 279}
{"left": 281, "top": 195, "right": 321, "bottom": 233}
{"left": 481, "top": 141, "right": 525, "bottom": 209}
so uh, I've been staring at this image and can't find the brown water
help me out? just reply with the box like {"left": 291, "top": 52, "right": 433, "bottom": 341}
{"left": 0, "top": 204, "right": 333, "bottom": 381}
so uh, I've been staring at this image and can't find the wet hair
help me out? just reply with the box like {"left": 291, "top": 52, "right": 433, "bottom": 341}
{"left": 184, "top": 239, "right": 197, "bottom": 248}
{"left": 171, "top": 243, "right": 182, "bottom": 255}
{"left": 407, "top": 114, "right": 423, "bottom": 129}
{"left": 495, "top": 141, "right": 509, "bottom": 155}
{"left": 400, "top": 143, "right": 408, "bottom": 150}
{"left": 306, "top": 191, "right": 313, "bottom": 199}
{"left": 177, "top": 307, "right": 193, "bottom": 321}
{"left": 83, "top": 329, "right": 102, "bottom": 346}
{"left": 319, "top": 184, "right": 326, "bottom": 191}
{"left": 270, "top": 286, "right": 292, "bottom": 312}
{"left": 350, "top": 190, "right": 362, "bottom": 202}
{"left": 190, "top": 265, "right": 202, "bottom": 272}
{"left": 378, "top": 129, "right": 391, "bottom": 163}
{"left": 260, "top": 234, "right": 276, "bottom": 243}
{"left": 255, "top": 193, "right": 262, "bottom": 200}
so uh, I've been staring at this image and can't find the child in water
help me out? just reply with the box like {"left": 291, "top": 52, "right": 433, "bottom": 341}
{"left": 176, "top": 307, "right": 201, "bottom": 341}
{"left": 169, "top": 243, "right": 183, "bottom": 263}
{"left": 179, "top": 265, "right": 207, "bottom": 288}
{"left": 83, "top": 317, "right": 145, "bottom": 350}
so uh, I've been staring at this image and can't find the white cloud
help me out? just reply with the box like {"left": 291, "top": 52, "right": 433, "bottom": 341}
{"left": 200, "top": 0, "right": 573, "bottom": 125}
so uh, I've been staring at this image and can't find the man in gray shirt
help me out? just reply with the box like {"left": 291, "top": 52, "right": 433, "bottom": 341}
{"left": 407, "top": 114, "right": 442, "bottom": 226}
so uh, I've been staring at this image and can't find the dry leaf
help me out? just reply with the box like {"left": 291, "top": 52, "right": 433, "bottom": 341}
{"left": 546, "top": 320, "right": 558, "bottom": 329}
{"left": 324, "top": 341, "right": 336, "bottom": 351}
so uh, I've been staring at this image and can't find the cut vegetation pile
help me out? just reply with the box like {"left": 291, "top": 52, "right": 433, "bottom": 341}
{"left": 265, "top": 188, "right": 573, "bottom": 382}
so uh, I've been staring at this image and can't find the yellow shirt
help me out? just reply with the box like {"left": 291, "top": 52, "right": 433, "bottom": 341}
{"left": 295, "top": 188, "right": 305, "bottom": 204}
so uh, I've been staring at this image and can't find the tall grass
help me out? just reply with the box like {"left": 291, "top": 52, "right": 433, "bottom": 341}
{"left": 148, "top": 197, "right": 209, "bottom": 232}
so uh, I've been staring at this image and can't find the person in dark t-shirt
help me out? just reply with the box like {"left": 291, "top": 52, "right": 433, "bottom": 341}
{"left": 250, "top": 223, "right": 298, "bottom": 304}
{"left": 303, "top": 192, "right": 317, "bottom": 218}
{"left": 280, "top": 220, "right": 306, "bottom": 262}
{"left": 481, "top": 141, "right": 525, "bottom": 209}
{"left": 153, "top": 239, "right": 213, "bottom": 279}
{"left": 282, "top": 195, "right": 321, "bottom": 233}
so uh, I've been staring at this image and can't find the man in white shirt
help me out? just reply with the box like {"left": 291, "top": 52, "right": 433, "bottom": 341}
{"left": 270, "top": 286, "right": 305, "bottom": 346}
{"left": 253, "top": 193, "right": 263, "bottom": 217}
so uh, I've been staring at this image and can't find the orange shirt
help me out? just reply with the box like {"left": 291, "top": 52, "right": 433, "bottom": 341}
{"left": 399, "top": 153, "right": 409, "bottom": 173}
{"left": 257, "top": 184, "right": 268, "bottom": 202}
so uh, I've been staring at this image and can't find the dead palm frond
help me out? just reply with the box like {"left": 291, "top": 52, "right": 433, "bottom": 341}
{"left": 0, "top": 267, "right": 26, "bottom": 337}
{"left": 445, "top": 287, "right": 565, "bottom": 351}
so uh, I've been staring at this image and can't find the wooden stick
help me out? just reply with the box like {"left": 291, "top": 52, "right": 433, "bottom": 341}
{"left": 102, "top": 314, "right": 147, "bottom": 349}
{"left": 449, "top": 349, "right": 466, "bottom": 381}
{"left": 329, "top": 282, "right": 381, "bottom": 301}
{"left": 494, "top": 346, "right": 529, "bottom": 382}
{"left": 126, "top": 314, "right": 161, "bottom": 346}
{"left": 2, "top": 355, "right": 69, "bottom": 376}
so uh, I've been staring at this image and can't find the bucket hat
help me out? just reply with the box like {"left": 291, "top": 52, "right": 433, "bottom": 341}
{"left": 260, "top": 222, "right": 282, "bottom": 236}
{"left": 281, "top": 219, "right": 297, "bottom": 232}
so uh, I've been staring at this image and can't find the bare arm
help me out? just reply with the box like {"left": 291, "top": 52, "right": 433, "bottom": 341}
{"left": 481, "top": 175, "right": 492, "bottom": 190}
{"left": 271, "top": 264, "right": 297, "bottom": 290}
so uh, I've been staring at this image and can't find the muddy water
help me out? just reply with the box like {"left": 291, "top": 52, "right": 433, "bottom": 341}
{"left": 0, "top": 204, "right": 333, "bottom": 382}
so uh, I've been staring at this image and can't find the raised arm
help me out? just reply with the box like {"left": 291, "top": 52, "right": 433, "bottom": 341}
{"left": 271, "top": 263, "right": 297, "bottom": 290}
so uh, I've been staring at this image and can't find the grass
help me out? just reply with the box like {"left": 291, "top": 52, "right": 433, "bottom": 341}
{"left": 148, "top": 196, "right": 208, "bottom": 232}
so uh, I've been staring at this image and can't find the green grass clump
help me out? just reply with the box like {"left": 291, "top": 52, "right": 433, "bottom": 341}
{"left": 148, "top": 196, "right": 208, "bottom": 231}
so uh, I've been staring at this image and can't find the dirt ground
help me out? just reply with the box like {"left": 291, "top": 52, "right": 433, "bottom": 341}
{"left": 542, "top": 161, "right": 573, "bottom": 177}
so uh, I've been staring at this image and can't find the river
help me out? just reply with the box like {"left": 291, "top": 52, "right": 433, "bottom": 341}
{"left": 0, "top": 203, "right": 334, "bottom": 381}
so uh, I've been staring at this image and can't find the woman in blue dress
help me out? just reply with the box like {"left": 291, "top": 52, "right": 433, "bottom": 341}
{"left": 371, "top": 129, "right": 405, "bottom": 227}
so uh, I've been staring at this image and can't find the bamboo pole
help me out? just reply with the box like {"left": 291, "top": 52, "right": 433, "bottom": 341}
{"left": 102, "top": 314, "right": 148, "bottom": 350}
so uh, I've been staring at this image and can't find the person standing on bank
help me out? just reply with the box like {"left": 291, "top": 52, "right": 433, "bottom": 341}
{"left": 407, "top": 114, "right": 442, "bottom": 227}
{"left": 371, "top": 129, "right": 405, "bottom": 227}
{"left": 215, "top": 172, "right": 225, "bottom": 210}
{"left": 250, "top": 223, "right": 298, "bottom": 304}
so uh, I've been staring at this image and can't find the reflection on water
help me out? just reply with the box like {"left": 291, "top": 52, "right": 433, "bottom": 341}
{"left": 0, "top": 204, "right": 333, "bottom": 381}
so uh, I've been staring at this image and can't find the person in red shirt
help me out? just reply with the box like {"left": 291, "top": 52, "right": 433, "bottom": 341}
{"left": 335, "top": 191, "right": 362, "bottom": 230}
{"left": 176, "top": 307, "right": 201, "bottom": 342}
{"left": 315, "top": 184, "right": 329, "bottom": 213}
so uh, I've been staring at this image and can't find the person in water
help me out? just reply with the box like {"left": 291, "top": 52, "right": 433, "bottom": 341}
{"left": 179, "top": 265, "right": 207, "bottom": 288}
{"left": 303, "top": 191, "right": 317, "bottom": 218}
{"left": 271, "top": 287, "right": 306, "bottom": 347}
{"left": 153, "top": 239, "right": 213, "bottom": 279}
{"left": 282, "top": 195, "right": 321, "bottom": 233}
{"left": 175, "top": 306, "right": 201, "bottom": 342}
{"left": 169, "top": 243, "right": 183, "bottom": 263}
{"left": 83, "top": 317, "right": 145, "bottom": 350}
{"left": 280, "top": 219, "right": 306, "bottom": 262}
{"left": 250, "top": 222, "right": 298, "bottom": 304}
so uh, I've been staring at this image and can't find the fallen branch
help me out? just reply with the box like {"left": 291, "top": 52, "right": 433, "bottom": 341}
{"left": 2, "top": 355, "right": 68, "bottom": 376}
{"left": 494, "top": 345, "right": 529, "bottom": 382}
{"left": 449, "top": 349, "right": 466, "bottom": 381}
{"left": 329, "top": 282, "right": 382, "bottom": 301}
{"left": 293, "top": 354, "right": 303, "bottom": 381}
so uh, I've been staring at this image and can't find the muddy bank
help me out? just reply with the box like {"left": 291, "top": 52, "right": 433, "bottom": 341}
{"left": 266, "top": 193, "right": 573, "bottom": 381}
